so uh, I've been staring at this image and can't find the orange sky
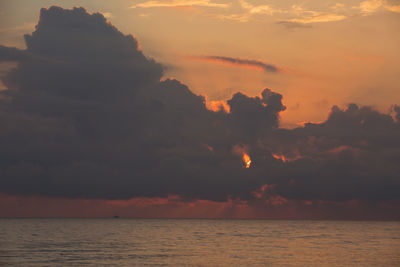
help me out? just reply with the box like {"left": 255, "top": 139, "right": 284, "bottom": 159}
{"left": 1, "top": 193, "right": 399, "bottom": 220}
{"left": 1, "top": 0, "right": 399, "bottom": 127}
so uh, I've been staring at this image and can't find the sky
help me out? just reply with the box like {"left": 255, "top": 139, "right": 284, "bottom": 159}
{"left": 0, "top": 0, "right": 399, "bottom": 219}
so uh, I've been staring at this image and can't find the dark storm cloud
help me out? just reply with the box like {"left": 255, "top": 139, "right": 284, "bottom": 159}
{"left": 3, "top": 6, "right": 162, "bottom": 101}
{"left": 0, "top": 6, "right": 399, "bottom": 203}
{"left": 189, "top": 55, "right": 280, "bottom": 72}
{"left": 0, "top": 6, "right": 263, "bottom": 201}
{"left": 262, "top": 104, "right": 400, "bottom": 201}
{"left": 0, "top": 45, "right": 28, "bottom": 62}
{"left": 392, "top": 105, "right": 400, "bottom": 122}
{"left": 227, "top": 89, "right": 286, "bottom": 141}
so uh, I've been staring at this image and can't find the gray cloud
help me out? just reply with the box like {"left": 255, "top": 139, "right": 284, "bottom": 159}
{"left": 0, "top": 6, "right": 399, "bottom": 204}
{"left": 276, "top": 21, "right": 312, "bottom": 30}
{"left": 189, "top": 55, "right": 280, "bottom": 72}
{"left": 0, "top": 45, "right": 28, "bottom": 62}
{"left": 262, "top": 104, "right": 400, "bottom": 201}
{"left": 2, "top": 6, "right": 163, "bottom": 101}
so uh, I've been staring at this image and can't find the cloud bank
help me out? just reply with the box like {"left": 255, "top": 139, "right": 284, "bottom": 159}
{"left": 0, "top": 7, "right": 399, "bottom": 214}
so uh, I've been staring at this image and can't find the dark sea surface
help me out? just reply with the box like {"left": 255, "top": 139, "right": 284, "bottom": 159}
{"left": 0, "top": 219, "right": 399, "bottom": 266}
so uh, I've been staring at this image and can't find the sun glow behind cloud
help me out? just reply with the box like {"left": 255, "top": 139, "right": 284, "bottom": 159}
{"left": 232, "top": 144, "right": 252, "bottom": 168}
{"left": 243, "top": 152, "right": 251, "bottom": 168}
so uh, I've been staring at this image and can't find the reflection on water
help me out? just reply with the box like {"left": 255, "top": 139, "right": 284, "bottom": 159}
{"left": 0, "top": 219, "right": 399, "bottom": 266}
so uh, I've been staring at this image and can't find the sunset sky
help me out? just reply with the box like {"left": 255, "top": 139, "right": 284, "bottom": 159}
{"left": 0, "top": 0, "right": 399, "bottom": 219}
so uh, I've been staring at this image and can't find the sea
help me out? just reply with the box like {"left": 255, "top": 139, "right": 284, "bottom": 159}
{"left": 0, "top": 219, "right": 399, "bottom": 266}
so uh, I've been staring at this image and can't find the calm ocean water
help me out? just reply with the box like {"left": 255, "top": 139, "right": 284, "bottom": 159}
{"left": 0, "top": 219, "right": 399, "bottom": 266}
